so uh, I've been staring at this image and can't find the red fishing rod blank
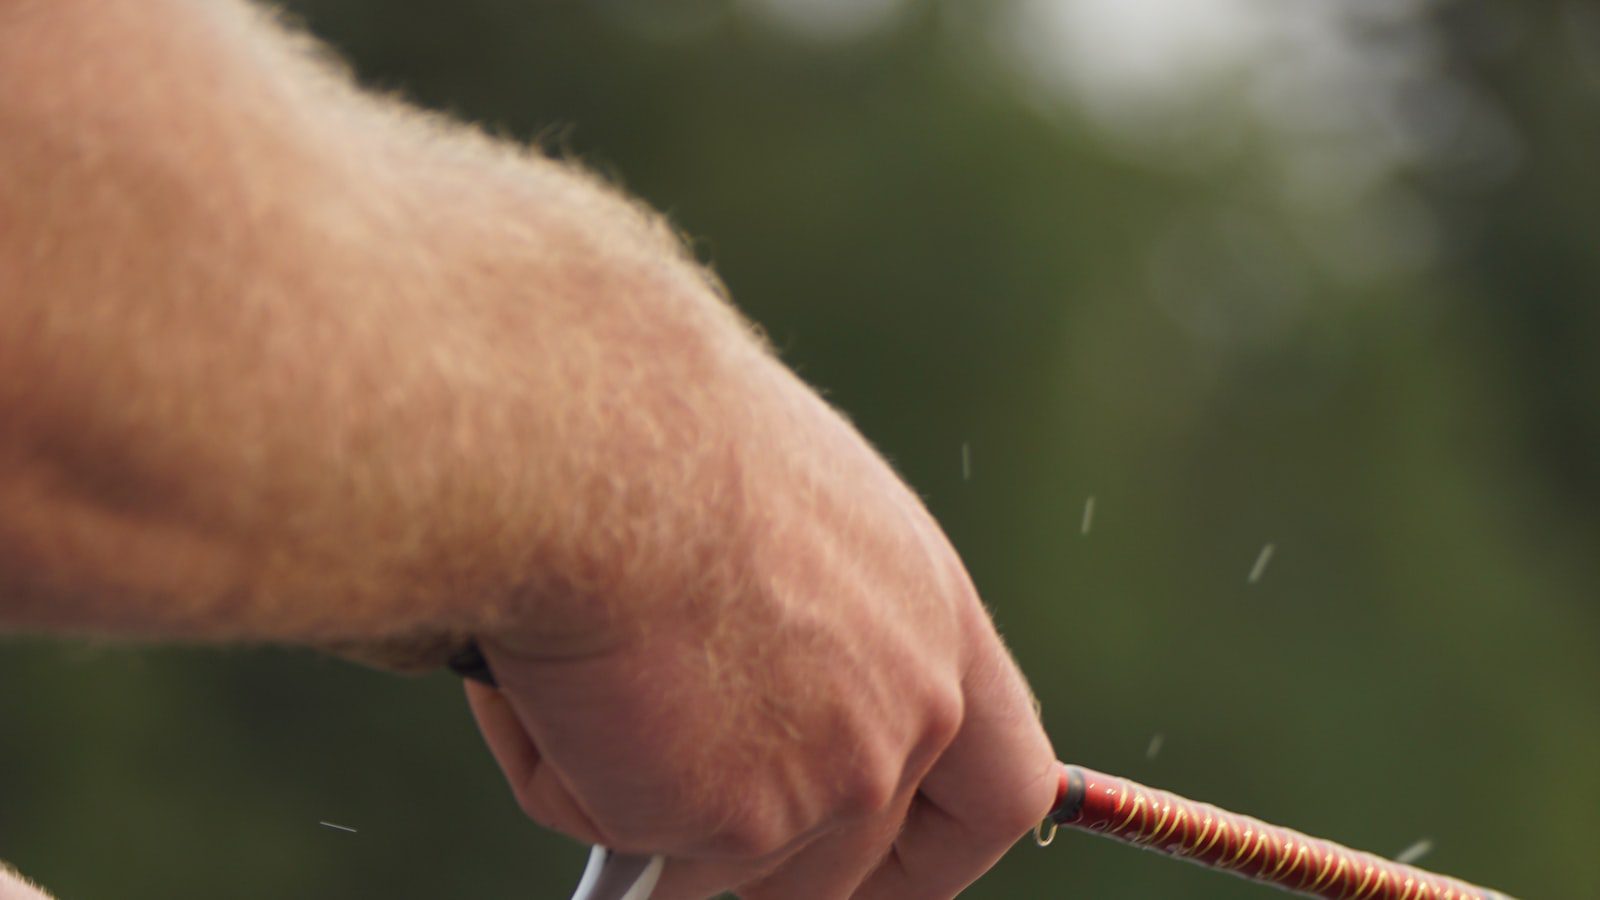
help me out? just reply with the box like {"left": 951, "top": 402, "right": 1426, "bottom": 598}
{"left": 1046, "top": 765, "right": 1514, "bottom": 900}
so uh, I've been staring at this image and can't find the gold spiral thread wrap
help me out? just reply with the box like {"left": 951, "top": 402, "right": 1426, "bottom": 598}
{"left": 1048, "top": 765, "right": 1514, "bottom": 900}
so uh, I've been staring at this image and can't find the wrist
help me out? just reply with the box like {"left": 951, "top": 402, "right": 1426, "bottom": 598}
{"left": 354, "top": 153, "right": 773, "bottom": 657}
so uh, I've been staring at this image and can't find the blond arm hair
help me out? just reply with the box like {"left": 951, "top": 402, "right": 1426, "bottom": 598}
{"left": 0, "top": 0, "right": 763, "bottom": 669}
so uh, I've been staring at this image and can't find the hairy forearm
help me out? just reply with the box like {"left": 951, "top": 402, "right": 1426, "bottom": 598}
{"left": 0, "top": 862, "right": 51, "bottom": 900}
{"left": 0, "top": 0, "right": 764, "bottom": 661}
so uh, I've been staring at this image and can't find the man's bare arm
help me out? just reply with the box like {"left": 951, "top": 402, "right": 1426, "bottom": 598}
{"left": 0, "top": 862, "right": 52, "bottom": 900}
{"left": 0, "top": 0, "right": 755, "bottom": 661}
{"left": 0, "top": 4, "right": 1056, "bottom": 897}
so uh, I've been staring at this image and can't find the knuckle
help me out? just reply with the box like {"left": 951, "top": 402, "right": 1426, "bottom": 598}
{"left": 902, "top": 685, "right": 965, "bottom": 786}
{"left": 925, "top": 686, "right": 965, "bottom": 749}
{"left": 837, "top": 757, "right": 898, "bottom": 820}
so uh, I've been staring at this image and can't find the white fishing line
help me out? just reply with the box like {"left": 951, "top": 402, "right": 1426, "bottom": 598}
{"left": 570, "top": 847, "right": 663, "bottom": 900}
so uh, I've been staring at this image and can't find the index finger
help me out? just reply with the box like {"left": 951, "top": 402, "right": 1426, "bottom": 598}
{"left": 854, "top": 627, "right": 1057, "bottom": 898}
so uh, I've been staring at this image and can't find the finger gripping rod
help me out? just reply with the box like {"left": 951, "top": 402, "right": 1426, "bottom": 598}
{"left": 449, "top": 642, "right": 1514, "bottom": 899}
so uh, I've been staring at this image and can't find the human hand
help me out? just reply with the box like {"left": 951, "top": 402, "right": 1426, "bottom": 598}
{"left": 465, "top": 357, "right": 1056, "bottom": 899}
{"left": 0, "top": 7, "right": 1047, "bottom": 893}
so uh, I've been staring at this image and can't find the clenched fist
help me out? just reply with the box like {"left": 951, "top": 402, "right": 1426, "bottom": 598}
{"left": 466, "top": 354, "right": 1057, "bottom": 899}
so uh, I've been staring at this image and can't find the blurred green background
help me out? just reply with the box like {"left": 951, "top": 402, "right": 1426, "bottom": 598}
{"left": 3, "top": 1, "right": 1597, "bottom": 897}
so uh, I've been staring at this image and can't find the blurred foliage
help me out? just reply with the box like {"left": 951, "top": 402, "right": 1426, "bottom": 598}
{"left": 2, "top": 1, "right": 1597, "bottom": 897}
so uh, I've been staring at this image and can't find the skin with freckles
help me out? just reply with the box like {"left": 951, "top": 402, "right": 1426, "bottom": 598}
{"left": 0, "top": 2, "right": 1057, "bottom": 897}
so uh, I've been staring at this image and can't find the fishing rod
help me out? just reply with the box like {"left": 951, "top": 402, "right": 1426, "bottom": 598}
{"left": 449, "top": 645, "right": 1515, "bottom": 900}
{"left": 1044, "top": 764, "right": 1511, "bottom": 900}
